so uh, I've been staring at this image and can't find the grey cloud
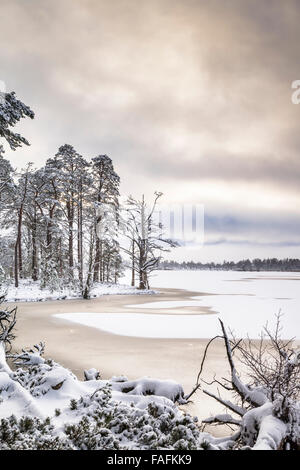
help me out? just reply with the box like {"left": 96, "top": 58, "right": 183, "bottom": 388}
{"left": 137, "top": 148, "right": 300, "bottom": 190}
{"left": 1, "top": 0, "right": 300, "bottom": 260}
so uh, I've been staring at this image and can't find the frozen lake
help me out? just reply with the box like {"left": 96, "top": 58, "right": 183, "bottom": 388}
{"left": 144, "top": 270, "right": 300, "bottom": 338}
{"left": 55, "top": 270, "right": 300, "bottom": 339}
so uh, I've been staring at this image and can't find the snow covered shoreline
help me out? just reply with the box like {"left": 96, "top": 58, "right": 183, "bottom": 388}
{"left": 3, "top": 280, "right": 157, "bottom": 303}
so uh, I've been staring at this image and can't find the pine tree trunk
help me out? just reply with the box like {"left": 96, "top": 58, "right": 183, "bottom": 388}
{"left": 46, "top": 223, "right": 52, "bottom": 254}
{"left": 106, "top": 261, "right": 109, "bottom": 282}
{"left": 14, "top": 205, "right": 25, "bottom": 287}
{"left": 46, "top": 206, "right": 54, "bottom": 257}
{"left": 77, "top": 197, "right": 83, "bottom": 288}
{"left": 100, "top": 242, "right": 103, "bottom": 282}
{"left": 59, "top": 239, "right": 63, "bottom": 276}
{"left": 32, "top": 207, "right": 38, "bottom": 281}
{"left": 14, "top": 240, "right": 19, "bottom": 288}
{"left": 69, "top": 220, "right": 73, "bottom": 273}
{"left": 67, "top": 200, "right": 74, "bottom": 278}
{"left": 18, "top": 233, "right": 23, "bottom": 279}
{"left": 93, "top": 238, "right": 100, "bottom": 282}
{"left": 83, "top": 229, "right": 94, "bottom": 299}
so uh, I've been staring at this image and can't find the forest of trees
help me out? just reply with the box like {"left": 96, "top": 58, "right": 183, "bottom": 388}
{"left": 159, "top": 258, "right": 300, "bottom": 272}
{"left": 0, "top": 90, "right": 174, "bottom": 295}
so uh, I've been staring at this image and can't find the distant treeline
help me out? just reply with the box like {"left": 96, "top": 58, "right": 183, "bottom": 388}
{"left": 159, "top": 258, "right": 300, "bottom": 272}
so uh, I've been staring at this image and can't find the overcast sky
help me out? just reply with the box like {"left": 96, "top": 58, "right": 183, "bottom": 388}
{"left": 1, "top": 0, "right": 300, "bottom": 261}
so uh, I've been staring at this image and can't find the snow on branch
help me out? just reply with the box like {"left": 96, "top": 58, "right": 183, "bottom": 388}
{"left": 111, "top": 377, "right": 185, "bottom": 403}
{"left": 195, "top": 315, "right": 300, "bottom": 450}
{"left": 9, "top": 342, "right": 45, "bottom": 366}
{"left": 203, "top": 413, "right": 241, "bottom": 426}
{"left": 0, "top": 296, "right": 17, "bottom": 353}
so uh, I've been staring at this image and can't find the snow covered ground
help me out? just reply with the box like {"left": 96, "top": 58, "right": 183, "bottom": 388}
{"left": 3, "top": 280, "right": 156, "bottom": 302}
{"left": 55, "top": 270, "right": 300, "bottom": 339}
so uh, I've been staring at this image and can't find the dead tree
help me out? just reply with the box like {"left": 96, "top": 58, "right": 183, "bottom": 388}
{"left": 186, "top": 315, "right": 300, "bottom": 450}
{"left": 122, "top": 192, "right": 178, "bottom": 290}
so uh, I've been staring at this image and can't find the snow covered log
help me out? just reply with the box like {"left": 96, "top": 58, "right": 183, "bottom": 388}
{"left": 111, "top": 377, "right": 185, "bottom": 403}
{"left": 241, "top": 403, "right": 287, "bottom": 450}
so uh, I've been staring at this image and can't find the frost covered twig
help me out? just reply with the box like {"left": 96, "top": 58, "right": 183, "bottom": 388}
{"left": 184, "top": 334, "right": 223, "bottom": 401}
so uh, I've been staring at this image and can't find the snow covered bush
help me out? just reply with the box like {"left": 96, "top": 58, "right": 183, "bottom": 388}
{"left": 0, "top": 415, "right": 70, "bottom": 450}
{"left": 0, "top": 345, "right": 211, "bottom": 450}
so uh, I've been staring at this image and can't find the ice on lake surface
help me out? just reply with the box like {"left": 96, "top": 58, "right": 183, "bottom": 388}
{"left": 55, "top": 271, "right": 300, "bottom": 339}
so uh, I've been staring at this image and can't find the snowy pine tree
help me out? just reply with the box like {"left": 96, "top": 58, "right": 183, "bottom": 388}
{"left": 0, "top": 91, "right": 34, "bottom": 151}
{"left": 91, "top": 155, "right": 120, "bottom": 284}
